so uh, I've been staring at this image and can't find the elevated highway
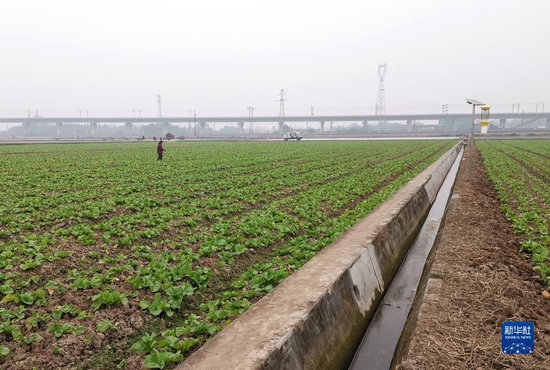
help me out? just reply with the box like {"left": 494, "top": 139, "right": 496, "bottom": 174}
{"left": 2, "top": 113, "right": 549, "bottom": 137}
{"left": 0, "top": 112, "right": 549, "bottom": 124}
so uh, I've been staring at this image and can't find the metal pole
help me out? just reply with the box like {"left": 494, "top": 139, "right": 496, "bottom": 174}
{"left": 468, "top": 103, "right": 475, "bottom": 181}
{"left": 193, "top": 110, "right": 196, "bottom": 138}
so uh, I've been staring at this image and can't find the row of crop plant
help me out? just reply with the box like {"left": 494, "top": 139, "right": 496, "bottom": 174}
{"left": 478, "top": 140, "right": 550, "bottom": 290}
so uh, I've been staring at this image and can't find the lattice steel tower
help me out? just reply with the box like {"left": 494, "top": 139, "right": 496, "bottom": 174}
{"left": 278, "top": 89, "right": 286, "bottom": 117}
{"left": 375, "top": 63, "right": 387, "bottom": 116}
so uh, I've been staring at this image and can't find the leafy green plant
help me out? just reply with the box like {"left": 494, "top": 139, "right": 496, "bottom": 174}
{"left": 25, "top": 311, "right": 51, "bottom": 330}
{"left": 91, "top": 289, "right": 128, "bottom": 311}
{"left": 0, "top": 345, "right": 10, "bottom": 357}
{"left": 52, "top": 304, "right": 87, "bottom": 320}
{"left": 144, "top": 349, "right": 183, "bottom": 369}
{"left": 0, "top": 306, "right": 26, "bottom": 321}
{"left": 97, "top": 319, "right": 119, "bottom": 333}
{"left": 47, "top": 322, "right": 85, "bottom": 338}
{"left": 165, "top": 283, "right": 194, "bottom": 309}
{"left": 130, "top": 332, "right": 158, "bottom": 353}
{"left": 140, "top": 293, "right": 173, "bottom": 317}
{"left": 0, "top": 321, "right": 23, "bottom": 341}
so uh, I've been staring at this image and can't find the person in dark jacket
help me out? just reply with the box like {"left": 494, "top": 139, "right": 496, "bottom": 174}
{"left": 157, "top": 140, "right": 165, "bottom": 160}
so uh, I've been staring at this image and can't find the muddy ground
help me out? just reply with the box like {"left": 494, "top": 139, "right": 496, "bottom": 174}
{"left": 397, "top": 144, "right": 550, "bottom": 369}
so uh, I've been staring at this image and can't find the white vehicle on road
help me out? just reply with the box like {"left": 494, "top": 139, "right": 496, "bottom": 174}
{"left": 283, "top": 131, "right": 302, "bottom": 141}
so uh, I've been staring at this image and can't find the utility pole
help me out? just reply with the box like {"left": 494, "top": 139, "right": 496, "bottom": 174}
{"left": 85, "top": 110, "right": 89, "bottom": 136}
{"left": 189, "top": 109, "right": 192, "bottom": 135}
{"left": 247, "top": 106, "right": 255, "bottom": 134}
{"left": 193, "top": 110, "right": 196, "bottom": 138}
{"left": 79, "top": 109, "right": 82, "bottom": 119}
{"left": 133, "top": 109, "right": 136, "bottom": 118}
{"left": 27, "top": 109, "right": 30, "bottom": 118}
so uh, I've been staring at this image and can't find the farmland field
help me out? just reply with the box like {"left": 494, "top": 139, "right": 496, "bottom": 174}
{"left": 477, "top": 140, "right": 550, "bottom": 289}
{"left": 0, "top": 140, "right": 454, "bottom": 369}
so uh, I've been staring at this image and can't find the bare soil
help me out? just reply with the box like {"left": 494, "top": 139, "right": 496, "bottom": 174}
{"left": 398, "top": 145, "right": 550, "bottom": 369}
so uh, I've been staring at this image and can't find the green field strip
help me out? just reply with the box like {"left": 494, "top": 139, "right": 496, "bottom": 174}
{"left": 478, "top": 140, "right": 550, "bottom": 292}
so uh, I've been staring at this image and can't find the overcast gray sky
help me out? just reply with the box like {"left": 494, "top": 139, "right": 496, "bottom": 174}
{"left": 1, "top": 0, "right": 548, "bottom": 119}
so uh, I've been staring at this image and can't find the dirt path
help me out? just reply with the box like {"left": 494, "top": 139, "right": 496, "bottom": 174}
{"left": 397, "top": 145, "right": 550, "bottom": 369}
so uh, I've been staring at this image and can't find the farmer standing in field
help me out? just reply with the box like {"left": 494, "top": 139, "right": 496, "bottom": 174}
{"left": 157, "top": 139, "right": 165, "bottom": 160}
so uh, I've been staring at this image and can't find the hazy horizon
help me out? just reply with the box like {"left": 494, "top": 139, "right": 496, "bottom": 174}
{"left": 1, "top": 0, "right": 549, "bottom": 120}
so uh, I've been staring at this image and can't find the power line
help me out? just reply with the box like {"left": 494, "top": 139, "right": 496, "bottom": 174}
{"left": 285, "top": 76, "right": 378, "bottom": 101}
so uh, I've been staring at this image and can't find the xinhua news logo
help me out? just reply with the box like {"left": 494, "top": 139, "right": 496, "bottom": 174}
{"left": 501, "top": 322, "right": 535, "bottom": 355}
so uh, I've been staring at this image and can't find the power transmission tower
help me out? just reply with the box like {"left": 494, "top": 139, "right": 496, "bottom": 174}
{"left": 375, "top": 63, "right": 387, "bottom": 116}
{"left": 278, "top": 89, "right": 286, "bottom": 117}
{"left": 442, "top": 104, "right": 448, "bottom": 114}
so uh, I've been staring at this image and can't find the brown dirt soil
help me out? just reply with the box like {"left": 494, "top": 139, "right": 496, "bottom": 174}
{"left": 397, "top": 144, "right": 550, "bottom": 369}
